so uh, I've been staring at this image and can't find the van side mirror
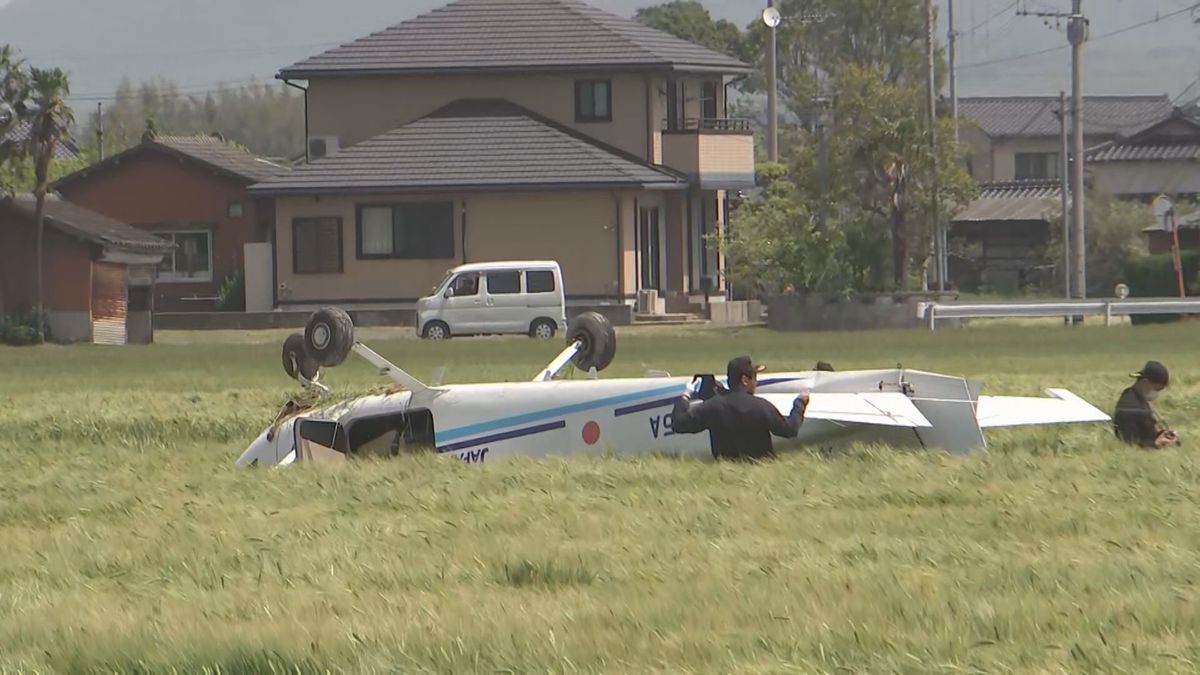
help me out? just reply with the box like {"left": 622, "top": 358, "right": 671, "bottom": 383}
{"left": 445, "top": 287, "right": 456, "bottom": 298}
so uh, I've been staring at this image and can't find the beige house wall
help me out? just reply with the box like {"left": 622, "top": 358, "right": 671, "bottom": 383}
{"left": 275, "top": 190, "right": 662, "bottom": 303}
{"left": 308, "top": 72, "right": 729, "bottom": 164}
{"left": 308, "top": 73, "right": 652, "bottom": 160}
{"left": 990, "top": 139, "right": 1061, "bottom": 182}
{"left": 1091, "top": 161, "right": 1200, "bottom": 197}
{"left": 699, "top": 134, "right": 754, "bottom": 175}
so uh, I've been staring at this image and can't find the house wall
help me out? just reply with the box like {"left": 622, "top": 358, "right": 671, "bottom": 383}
{"left": 274, "top": 190, "right": 650, "bottom": 303}
{"left": 1091, "top": 161, "right": 1200, "bottom": 198}
{"left": 56, "top": 150, "right": 265, "bottom": 312}
{"left": 960, "top": 124, "right": 994, "bottom": 182}
{"left": 306, "top": 73, "right": 726, "bottom": 163}
{"left": 0, "top": 215, "right": 94, "bottom": 341}
{"left": 982, "top": 135, "right": 1112, "bottom": 183}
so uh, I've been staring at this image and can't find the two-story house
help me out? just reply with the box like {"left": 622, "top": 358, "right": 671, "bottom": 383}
{"left": 958, "top": 95, "right": 1174, "bottom": 183}
{"left": 249, "top": 0, "right": 755, "bottom": 313}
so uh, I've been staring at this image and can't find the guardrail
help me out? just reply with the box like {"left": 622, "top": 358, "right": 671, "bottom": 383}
{"left": 918, "top": 298, "right": 1200, "bottom": 330}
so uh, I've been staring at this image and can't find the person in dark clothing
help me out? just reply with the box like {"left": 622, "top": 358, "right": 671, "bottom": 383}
{"left": 1113, "top": 361, "right": 1178, "bottom": 449}
{"left": 671, "top": 356, "right": 808, "bottom": 461}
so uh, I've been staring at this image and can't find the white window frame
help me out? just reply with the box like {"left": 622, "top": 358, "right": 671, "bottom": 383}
{"left": 157, "top": 229, "right": 214, "bottom": 283}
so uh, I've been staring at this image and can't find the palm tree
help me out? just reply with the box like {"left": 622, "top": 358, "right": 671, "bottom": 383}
{"left": 0, "top": 46, "right": 30, "bottom": 196}
{"left": 26, "top": 67, "right": 74, "bottom": 327}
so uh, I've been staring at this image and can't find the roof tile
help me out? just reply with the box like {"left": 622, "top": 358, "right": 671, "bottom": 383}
{"left": 251, "top": 99, "right": 687, "bottom": 194}
{"left": 2, "top": 194, "right": 172, "bottom": 252}
{"left": 280, "top": 0, "right": 750, "bottom": 78}
{"left": 959, "top": 96, "right": 1173, "bottom": 139}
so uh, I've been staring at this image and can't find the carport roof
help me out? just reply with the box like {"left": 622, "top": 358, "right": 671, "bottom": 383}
{"left": 249, "top": 99, "right": 690, "bottom": 195}
{"left": 0, "top": 194, "right": 173, "bottom": 253}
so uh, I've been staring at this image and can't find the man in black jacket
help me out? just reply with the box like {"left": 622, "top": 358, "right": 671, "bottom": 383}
{"left": 671, "top": 356, "right": 808, "bottom": 461}
{"left": 1113, "top": 360, "right": 1178, "bottom": 449}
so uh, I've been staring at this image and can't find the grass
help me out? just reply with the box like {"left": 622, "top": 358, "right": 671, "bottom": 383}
{"left": 2, "top": 322, "right": 1200, "bottom": 673}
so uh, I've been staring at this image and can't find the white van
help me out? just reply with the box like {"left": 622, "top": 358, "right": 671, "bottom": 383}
{"left": 416, "top": 261, "right": 567, "bottom": 340}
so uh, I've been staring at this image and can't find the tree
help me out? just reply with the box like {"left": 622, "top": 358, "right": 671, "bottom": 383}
{"left": 634, "top": 1, "right": 745, "bottom": 59}
{"left": 25, "top": 67, "right": 74, "bottom": 328}
{"left": 0, "top": 45, "right": 30, "bottom": 196}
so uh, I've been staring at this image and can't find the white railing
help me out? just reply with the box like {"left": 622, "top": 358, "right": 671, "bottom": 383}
{"left": 918, "top": 298, "right": 1200, "bottom": 330}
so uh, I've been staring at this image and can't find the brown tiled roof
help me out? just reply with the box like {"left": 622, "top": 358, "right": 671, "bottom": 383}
{"left": 1, "top": 194, "right": 172, "bottom": 253}
{"left": 2, "top": 121, "right": 81, "bottom": 160}
{"left": 958, "top": 96, "right": 1173, "bottom": 139}
{"left": 279, "top": 0, "right": 751, "bottom": 79}
{"left": 152, "top": 135, "right": 287, "bottom": 182}
{"left": 1087, "top": 143, "right": 1200, "bottom": 162}
{"left": 52, "top": 133, "right": 287, "bottom": 191}
{"left": 953, "top": 181, "right": 1062, "bottom": 223}
{"left": 249, "top": 99, "right": 688, "bottom": 195}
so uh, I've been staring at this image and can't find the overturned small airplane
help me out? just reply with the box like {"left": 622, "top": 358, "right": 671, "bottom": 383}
{"left": 235, "top": 308, "right": 1111, "bottom": 468}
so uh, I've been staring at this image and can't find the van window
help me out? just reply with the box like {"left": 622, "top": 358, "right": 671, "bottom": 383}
{"left": 486, "top": 271, "right": 521, "bottom": 294}
{"left": 450, "top": 272, "right": 479, "bottom": 296}
{"left": 526, "top": 270, "right": 556, "bottom": 293}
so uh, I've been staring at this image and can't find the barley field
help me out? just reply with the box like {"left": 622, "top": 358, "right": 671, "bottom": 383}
{"left": 2, "top": 322, "right": 1199, "bottom": 674}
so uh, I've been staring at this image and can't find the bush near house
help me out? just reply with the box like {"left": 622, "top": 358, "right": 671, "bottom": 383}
{"left": 0, "top": 309, "right": 49, "bottom": 345}
{"left": 215, "top": 270, "right": 245, "bottom": 312}
{"left": 1120, "top": 251, "right": 1200, "bottom": 324}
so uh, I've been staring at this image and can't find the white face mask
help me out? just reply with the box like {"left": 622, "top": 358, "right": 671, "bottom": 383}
{"left": 1145, "top": 388, "right": 1161, "bottom": 402}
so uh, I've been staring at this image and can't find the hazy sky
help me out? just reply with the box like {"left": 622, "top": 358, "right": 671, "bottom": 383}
{"left": 0, "top": 0, "right": 1196, "bottom": 105}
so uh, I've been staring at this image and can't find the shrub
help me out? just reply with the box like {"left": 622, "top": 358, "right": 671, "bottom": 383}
{"left": 215, "top": 270, "right": 245, "bottom": 312}
{"left": 1, "top": 309, "right": 49, "bottom": 345}
{"left": 1119, "top": 251, "right": 1200, "bottom": 324}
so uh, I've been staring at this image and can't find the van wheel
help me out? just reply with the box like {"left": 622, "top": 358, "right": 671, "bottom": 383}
{"left": 530, "top": 318, "right": 556, "bottom": 339}
{"left": 305, "top": 307, "right": 355, "bottom": 367}
{"left": 423, "top": 321, "right": 450, "bottom": 340}
{"left": 567, "top": 311, "right": 616, "bottom": 372}
{"left": 282, "top": 332, "right": 320, "bottom": 381}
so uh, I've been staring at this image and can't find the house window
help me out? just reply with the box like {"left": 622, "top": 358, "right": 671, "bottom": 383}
{"left": 293, "top": 217, "right": 343, "bottom": 274}
{"left": 525, "top": 270, "right": 555, "bottom": 293}
{"left": 701, "top": 81, "right": 719, "bottom": 121}
{"left": 157, "top": 230, "right": 213, "bottom": 282}
{"left": 486, "top": 271, "right": 521, "bottom": 295}
{"left": 575, "top": 80, "right": 612, "bottom": 122}
{"left": 356, "top": 203, "right": 455, "bottom": 259}
{"left": 227, "top": 201, "right": 244, "bottom": 218}
{"left": 1014, "top": 152, "right": 1060, "bottom": 180}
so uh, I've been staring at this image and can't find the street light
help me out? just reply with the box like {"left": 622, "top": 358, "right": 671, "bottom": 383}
{"left": 763, "top": 3, "right": 781, "bottom": 163}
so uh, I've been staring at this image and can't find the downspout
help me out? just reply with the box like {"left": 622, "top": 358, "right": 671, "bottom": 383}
{"left": 724, "top": 75, "right": 749, "bottom": 120}
{"left": 283, "top": 79, "right": 309, "bottom": 161}
{"left": 614, "top": 192, "right": 622, "bottom": 303}
{"left": 460, "top": 200, "right": 468, "bottom": 263}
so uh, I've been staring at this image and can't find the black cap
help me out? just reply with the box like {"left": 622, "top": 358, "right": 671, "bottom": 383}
{"left": 727, "top": 356, "right": 765, "bottom": 389}
{"left": 1133, "top": 361, "right": 1169, "bottom": 387}
{"left": 815, "top": 361, "right": 835, "bottom": 372}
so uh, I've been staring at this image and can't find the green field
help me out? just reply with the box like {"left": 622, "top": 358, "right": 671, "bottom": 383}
{"left": 2, "top": 322, "right": 1199, "bottom": 673}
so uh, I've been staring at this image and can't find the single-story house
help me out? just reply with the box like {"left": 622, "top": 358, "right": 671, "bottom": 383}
{"left": 0, "top": 194, "right": 173, "bottom": 344}
{"left": 248, "top": 99, "right": 693, "bottom": 307}
{"left": 52, "top": 131, "right": 287, "bottom": 312}
{"left": 950, "top": 180, "right": 1063, "bottom": 292}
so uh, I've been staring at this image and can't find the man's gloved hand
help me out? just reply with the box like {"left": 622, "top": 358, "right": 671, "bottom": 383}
{"left": 683, "top": 377, "right": 703, "bottom": 400}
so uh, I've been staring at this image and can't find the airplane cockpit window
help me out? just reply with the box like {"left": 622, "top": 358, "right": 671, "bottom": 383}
{"left": 346, "top": 411, "right": 437, "bottom": 458}
{"left": 450, "top": 273, "right": 480, "bottom": 297}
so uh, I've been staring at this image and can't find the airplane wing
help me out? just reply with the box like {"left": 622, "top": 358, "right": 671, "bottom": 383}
{"left": 975, "top": 388, "right": 1110, "bottom": 429}
{"left": 758, "top": 392, "right": 933, "bottom": 428}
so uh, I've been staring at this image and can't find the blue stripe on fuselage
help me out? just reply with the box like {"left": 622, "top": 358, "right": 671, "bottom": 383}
{"left": 436, "top": 382, "right": 686, "bottom": 444}
{"left": 437, "top": 421, "right": 567, "bottom": 453}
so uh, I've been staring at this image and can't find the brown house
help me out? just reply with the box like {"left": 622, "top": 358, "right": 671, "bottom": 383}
{"left": 0, "top": 194, "right": 172, "bottom": 344}
{"left": 252, "top": 0, "right": 756, "bottom": 312}
{"left": 53, "top": 133, "right": 286, "bottom": 312}
{"left": 950, "top": 181, "right": 1062, "bottom": 293}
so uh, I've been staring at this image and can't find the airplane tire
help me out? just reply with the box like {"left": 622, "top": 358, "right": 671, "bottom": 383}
{"left": 305, "top": 307, "right": 355, "bottom": 367}
{"left": 567, "top": 311, "right": 616, "bottom": 372}
{"left": 282, "top": 332, "right": 320, "bottom": 381}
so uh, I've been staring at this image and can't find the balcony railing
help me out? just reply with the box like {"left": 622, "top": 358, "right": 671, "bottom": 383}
{"left": 661, "top": 117, "right": 753, "bottom": 133}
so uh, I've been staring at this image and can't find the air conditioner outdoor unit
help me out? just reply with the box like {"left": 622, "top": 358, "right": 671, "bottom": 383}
{"left": 637, "top": 289, "right": 658, "bottom": 314}
{"left": 307, "top": 136, "right": 339, "bottom": 160}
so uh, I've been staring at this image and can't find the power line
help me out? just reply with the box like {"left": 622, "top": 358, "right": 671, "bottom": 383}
{"left": 67, "top": 76, "right": 290, "bottom": 103}
{"left": 963, "top": 0, "right": 1019, "bottom": 37}
{"left": 959, "top": 2, "right": 1200, "bottom": 71}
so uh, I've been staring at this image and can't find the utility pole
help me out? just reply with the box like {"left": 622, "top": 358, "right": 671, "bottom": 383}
{"left": 765, "top": 0, "right": 779, "bottom": 163}
{"left": 948, "top": 0, "right": 959, "bottom": 143}
{"left": 1056, "top": 91, "right": 1071, "bottom": 299}
{"left": 1069, "top": 0, "right": 1087, "bottom": 299}
{"left": 925, "top": 0, "right": 943, "bottom": 291}
{"left": 96, "top": 102, "right": 104, "bottom": 161}
{"left": 1019, "top": 0, "right": 1088, "bottom": 299}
